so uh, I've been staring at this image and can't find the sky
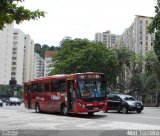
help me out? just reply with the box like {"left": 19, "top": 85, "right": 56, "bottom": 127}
{"left": 15, "top": 0, "right": 156, "bottom": 46}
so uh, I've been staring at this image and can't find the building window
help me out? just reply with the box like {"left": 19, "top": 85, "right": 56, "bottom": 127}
{"left": 12, "top": 52, "right": 16, "bottom": 55}
{"left": 145, "top": 47, "right": 148, "bottom": 51}
{"left": 13, "top": 48, "right": 17, "bottom": 51}
{"left": 12, "top": 62, "right": 16, "bottom": 65}
{"left": 12, "top": 67, "right": 16, "bottom": 70}
{"left": 12, "top": 57, "right": 16, "bottom": 60}
{"left": 13, "top": 35, "right": 18, "bottom": 39}
{"left": 11, "top": 72, "right": 16, "bottom": 75}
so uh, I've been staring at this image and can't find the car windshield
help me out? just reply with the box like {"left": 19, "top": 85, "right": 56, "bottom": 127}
{"left": 77, "top": 80, "right": 106, "bottom": 98}
{"left": 121, "top": 96, "right": 135, "bottom": 101}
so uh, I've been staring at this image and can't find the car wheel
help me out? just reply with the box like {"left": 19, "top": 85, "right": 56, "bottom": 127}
{"left": 61, "top": 104, "right": 68, "bottom": 116}
{"left": 35, "top": 104, "right": 41, "bottom": 113}
{"left": 122, "top": 106, "right": 128, "bottom": 114}
{"left": 137, "top": 110, "right": 142, "bottom": 113}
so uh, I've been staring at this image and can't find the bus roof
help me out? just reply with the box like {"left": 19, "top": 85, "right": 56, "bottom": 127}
{"left": 24, "top": 72, "right": 104, "bottom": 83}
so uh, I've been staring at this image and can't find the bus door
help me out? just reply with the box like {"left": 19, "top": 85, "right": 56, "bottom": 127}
{"left": 67, "top": 80, "right": 74, "bottom": 111}
{"left": 43, "top": 82, "right": 50, "bottom": 111}
{"left": 27, "top": 84, "right": 31, "bottom": 109}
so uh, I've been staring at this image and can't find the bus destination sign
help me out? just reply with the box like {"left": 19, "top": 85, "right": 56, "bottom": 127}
{"left": 78, "top": 74, "right": 102, "bottom": 79}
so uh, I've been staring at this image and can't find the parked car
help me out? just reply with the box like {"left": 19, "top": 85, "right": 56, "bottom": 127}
{"left": 0, "top": 99, "right": 3, "bottom": 107}
{"left": 104, "top": 94, "right": 143, "bottom": 113}
{"left": 6, "top": 97, "right": 21, "bottom": 106}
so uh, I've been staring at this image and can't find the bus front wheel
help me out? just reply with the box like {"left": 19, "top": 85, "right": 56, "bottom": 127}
{"left": 35, "top": 103, "right": 41, "bottom": 113}
{"left": 61, "top": 104, "right": 68, "bottom": 116}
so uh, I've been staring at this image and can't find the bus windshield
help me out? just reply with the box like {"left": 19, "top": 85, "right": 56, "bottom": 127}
{"left": 77, "top": 80, "right": 106, "bottom": 98}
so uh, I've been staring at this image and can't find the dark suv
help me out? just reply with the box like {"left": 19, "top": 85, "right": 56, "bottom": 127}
{"left": 104, "top": 94, "right": 143, "bottom": 113}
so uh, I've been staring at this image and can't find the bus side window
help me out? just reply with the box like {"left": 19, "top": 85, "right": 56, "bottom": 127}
{"left": 37, "top": 83, "right": 43, "bottom": 92}
{"left": 51, "top": 81, "right": 58, "bottom": 92}
{"left": 58, "top": 80, "right": 66, "bottom": 92}
{"left": 44, "top": 82, "right": 50, "bottom": 92}
{"left": 31, "top": 83, "right": 37, "bottom": 93}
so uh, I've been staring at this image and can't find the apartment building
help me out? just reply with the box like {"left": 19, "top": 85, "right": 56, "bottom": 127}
{"left": 95, "top": 30, "right": 120, "bottom": 48}
{"left": 33, "top": 53, "right": 44, "bottom": 79}
{"left": 23, "top": 35, "right": 34, "bottom": 82}
{"left": 11, "top": 29, "right": 25, "bottom": 85}
{"left": 0, "top": 24, "right": 14, "bottom": 85}
{"left": 114, "top": 15, "right": 154, "bottom": 55}
{"left": 44, "top": 51, "right": 56, "bottom": 76}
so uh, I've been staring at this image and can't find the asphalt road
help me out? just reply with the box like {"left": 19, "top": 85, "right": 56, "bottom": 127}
{"left": 0, "top": 103, "right": 160, "bottom": 136}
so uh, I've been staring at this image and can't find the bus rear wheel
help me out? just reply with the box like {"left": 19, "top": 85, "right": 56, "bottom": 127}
{"left": 35, "top": 103, "right": 41, "bottom": 113}
{"left": 61, "top": 104, "right": 68, "bottom": 116}
{"left": 88, "top": 112, "right": 94, "bottom": 116}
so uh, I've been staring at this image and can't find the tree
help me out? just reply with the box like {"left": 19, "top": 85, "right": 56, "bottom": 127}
{"left": 148, "top": 0, "right": 160, "bottom": 63}
{"left": 50, "top": 38, "right": 118, "bottom": 86}
{"left": 145, "top": 51, "right": 157, "bottom": 75}
{"left": 114, "top": 47, "right": 134, "bottom": 92}
{"left": 34, "top": 44, "right": 59, "bottom": 58}
{"left": 129, "top": 73, "right": 160, "bottom": 97}
{"left": 0, "top": 0, "right": 45, "bottom": 29}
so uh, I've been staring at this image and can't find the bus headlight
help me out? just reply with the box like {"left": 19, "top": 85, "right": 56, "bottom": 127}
{"left": 82, "top": 104, "right": 85, "bottom": 108}
{"left": 78, "top": 103, "right": 82, "bottom": 106}
{"left": 78, "top": 103, "right": 85, "bottom": 108}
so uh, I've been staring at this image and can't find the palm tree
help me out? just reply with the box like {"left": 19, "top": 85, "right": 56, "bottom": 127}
{"left": 129, "top": 73, "right": 160, "bottom": 102}
{"left": 114, "top": 47, "right": 134, "bottom": 92}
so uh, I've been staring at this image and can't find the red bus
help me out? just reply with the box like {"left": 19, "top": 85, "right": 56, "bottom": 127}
{"left": 23, "top": 72, "right": 108, "bottom": 116}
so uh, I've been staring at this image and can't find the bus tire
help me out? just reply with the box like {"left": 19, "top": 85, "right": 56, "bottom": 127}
{"left": 35, "top": 103, "right": 41, "bottom": 113}
{"left": 61, "top": 104, "right": 68, "bottom": 116}
{"left": 88, "top": 112, "right": 94, "bottom": 116}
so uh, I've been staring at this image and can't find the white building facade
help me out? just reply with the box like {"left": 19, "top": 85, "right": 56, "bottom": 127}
{"left": 0, "top": 24, "right": 14, "bottom": 85}
{"left": 114, "top": 15, "right": 154, "bottom": 55}
{"left": 11, "top": 29, "right": 25, "bottom": 85}
{"left": 23, "top": 35, "right": 34, "bottom": 82}
{"left": 33, "top": 53, "right": 44, "bottom": 79}
{"left": 44, "top": 51, "right": 55, "bottom": 76}
{"left": 95, "top": 30, "right": 120, "bottom": 48}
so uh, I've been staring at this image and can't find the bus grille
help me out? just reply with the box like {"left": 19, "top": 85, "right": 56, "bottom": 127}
{"left": 86, "top": 105, "right": 104, "bottom": 110}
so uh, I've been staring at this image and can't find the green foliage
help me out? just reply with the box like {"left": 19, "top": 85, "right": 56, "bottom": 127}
{"left": 130, "top": 73, "right": 160, "bottom": 95}
{"left": 50, "top": 38, "right": 118, "bottom": 86}
{"left": 0, "top": 85, "right": 10, "bottom": 96}
{"left": 113, "top": 47, "right": 135, "bottom": 91}
{"left": 145, "top": 51, "right": 158, "bottom": 75}
{"left": 0, "top": 0, "right": 45, "bottom": 29}
{"left": 34, "top": 43, "right": 59, "bottom": 58}
{"left": 148, "top": 0, "right": 160, "bottom": 62}
{"left": 132, "top": 54, "right": 144, "bottom": 74}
